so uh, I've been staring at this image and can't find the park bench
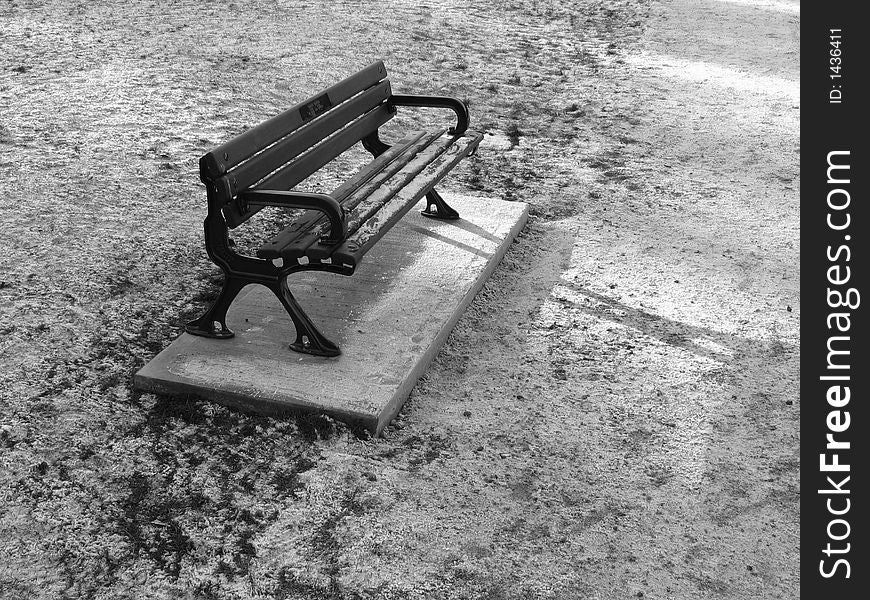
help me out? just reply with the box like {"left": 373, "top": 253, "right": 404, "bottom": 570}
{"left": 185, "top": 61, "right": 483, "bottom": 357}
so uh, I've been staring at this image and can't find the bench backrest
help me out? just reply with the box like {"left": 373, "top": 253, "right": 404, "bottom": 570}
{"left": 200, "top": 61, "right": 394, "bottom": 228}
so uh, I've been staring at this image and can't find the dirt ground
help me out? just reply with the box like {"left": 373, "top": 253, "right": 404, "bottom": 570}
{"left": 0, "top": 0, "right": 799, "bottom": 598}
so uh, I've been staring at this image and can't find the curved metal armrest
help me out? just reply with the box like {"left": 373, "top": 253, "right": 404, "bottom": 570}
{"left": 389, "top": 94, "right": 470, "bottom": 136}
{"left": 238, "top": 190, "right": 347, "bottom": 245}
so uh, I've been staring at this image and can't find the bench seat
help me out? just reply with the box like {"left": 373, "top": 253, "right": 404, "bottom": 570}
{"left": 258, "top": 128, "right": 482, "bottom": 269}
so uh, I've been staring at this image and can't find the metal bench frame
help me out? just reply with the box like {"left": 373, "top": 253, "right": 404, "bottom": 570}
{"left": 185, "top": 61, "right": 482, "bottom": 357}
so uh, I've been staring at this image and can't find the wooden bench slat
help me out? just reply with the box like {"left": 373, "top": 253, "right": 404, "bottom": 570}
{"left": 222, "top": 104, "right": 394, "bottom": 228}
{"left": 330, "top": 131, "right": 483, "bottom": 266}
{"left": 338, "top": 130, "right": 452, "bottom": 235}
{"left": 261, "top": 129, "right": 446, "bottom": 262}
{"left": 271, "top": 130, "right": 480, "bottom": 266}
{"left": 258, "top": 104, "right": 394, "bottom": 193}
{"left": 201, "top": 61, "right": 387, "bottom": 180}
{"left": 329, "top": 131, "right": 429, "bottom": 204}
{"left": 257, "top": 130, "right": 429, "bottom": 259}
{"left": 226, "top": 81, "right": 392, "bottom": 194}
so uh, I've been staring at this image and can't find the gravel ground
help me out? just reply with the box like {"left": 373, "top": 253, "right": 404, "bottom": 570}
{"left": 1, "top": 0, "right": 799, "bottom": 598}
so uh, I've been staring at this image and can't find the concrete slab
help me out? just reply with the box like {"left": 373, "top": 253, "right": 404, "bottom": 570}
{"left": 134, "top": 194, "right": 528, "bottom": 435}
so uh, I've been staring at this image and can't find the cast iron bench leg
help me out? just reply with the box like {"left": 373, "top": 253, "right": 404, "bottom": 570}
{"left": 362, "top": 131, "right": 460, "bottom": 220}
{"left": 421, "top": 189, "right": 460, "bottom": 220}
{"left": 185, "top": 276, "right": 248, "bottom": 339}
{"left": 271, "top": 278, "right": 341, "bottom": 357}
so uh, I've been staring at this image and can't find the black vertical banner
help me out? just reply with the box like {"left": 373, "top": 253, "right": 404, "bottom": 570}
{"left": 802, "top": 2, "right": 867, "bottom": 597}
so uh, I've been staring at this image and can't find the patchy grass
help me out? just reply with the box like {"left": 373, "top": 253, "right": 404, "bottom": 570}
{"left": 0, "top": 0, "right": 799, "bottom": 598}
{"left": 505, "top": 123, "right": 523, "bottom": 148}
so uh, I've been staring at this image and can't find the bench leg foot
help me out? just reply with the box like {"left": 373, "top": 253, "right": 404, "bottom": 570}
{"left": 273, "top": 278, "right": 341, "bottom": 357}
{"left": 185, "top": 276, "right": 247, "bottom": 339}
{"left": 421, "top": 189, "right": 460, "bottom": 220}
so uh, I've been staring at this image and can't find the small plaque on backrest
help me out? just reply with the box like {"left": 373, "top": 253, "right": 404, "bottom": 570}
{"left": 300, "top": 94, "right": 333, "bottom": 122}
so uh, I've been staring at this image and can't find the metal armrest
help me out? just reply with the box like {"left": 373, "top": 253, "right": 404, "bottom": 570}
{"left": 388, "top": 94, "right": 470, "bottom": 136}
{"left": 238, "top": 190, "right": 347, "bottom": 245}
